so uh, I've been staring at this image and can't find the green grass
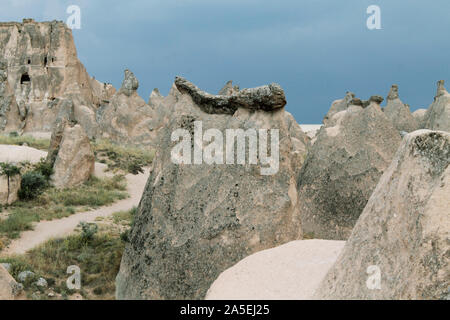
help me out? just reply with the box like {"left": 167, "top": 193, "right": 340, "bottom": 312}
{"left": 92, "top": 139, "right": 155, "bottom": 174}
{"left": 0, "top": 134, "right": 50, "bottom": 151}
{"left": 0, "top": 231, "right": 125, "bottom": 300}
{"left": 0, "top": 207, "right": 137, "bottom": 300}
{"left": 112, "top": 206, "right": 137, "bottom": 225}
{"left": 0, "top": 175, "right": 128, "bottom": 239}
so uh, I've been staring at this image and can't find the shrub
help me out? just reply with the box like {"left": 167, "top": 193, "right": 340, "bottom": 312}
{"left": 79, "top": 222, "right": 98, "bottom": 241}
{"left": 32, "top": 159, "right": 54, "bottom": 180}
{"left": 92, "top": 139, "right": 154, "bottom": 174}
{"left": 18, "top": 171, "right": 48, "bottom": 200}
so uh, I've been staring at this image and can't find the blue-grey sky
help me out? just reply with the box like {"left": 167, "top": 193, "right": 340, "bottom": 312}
{"left": 2, "top": 0, "right": 449, "bottom": 123}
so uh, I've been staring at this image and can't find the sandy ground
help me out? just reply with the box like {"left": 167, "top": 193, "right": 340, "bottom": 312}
{"left": 0, "top": 144, "right": 47, "bottom": 163}
{"left": 206, "top": 239, "right": 345, "bottom": 300}
{"left": 0, "top": 144, "right": 150, "bottom": 256}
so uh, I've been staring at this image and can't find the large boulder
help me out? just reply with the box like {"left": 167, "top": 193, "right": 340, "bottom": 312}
{"left": 50, "top": 123, "right": 95, "bottom": 188}
{"left": 423, "top": 80, "right": 450, "bottom": 132}
{"left": 383, "top": 84, "right": 418, "bottom": 132}
{"left": 315, "top": 130, "right": 450, "bottom": 300}
{"left": 116, "top": 77, "right": 306, "bottom": 300}
{"left": 297, "top": 99, "right": 402, "bottom": 240}
{"left": 0, "top": 174, "right": 21, "bottom": 205}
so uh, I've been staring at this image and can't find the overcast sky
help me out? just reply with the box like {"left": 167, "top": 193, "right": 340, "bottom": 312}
{"left": 2, "top": 0, "right": 449, "bottom": 123}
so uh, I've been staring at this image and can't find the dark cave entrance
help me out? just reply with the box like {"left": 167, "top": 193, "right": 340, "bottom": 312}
{"left": 20, "top": 73, "right": 31, "bottom": 84}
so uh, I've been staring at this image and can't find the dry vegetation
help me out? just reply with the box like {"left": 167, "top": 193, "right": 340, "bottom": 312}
{"left": 0, "top": 207, "right": 136, "bottom": 300}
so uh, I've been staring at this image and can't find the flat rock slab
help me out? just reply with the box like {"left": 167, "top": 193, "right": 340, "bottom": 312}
{"left": 206, "top": 239, "right": 345, "bottom": 300}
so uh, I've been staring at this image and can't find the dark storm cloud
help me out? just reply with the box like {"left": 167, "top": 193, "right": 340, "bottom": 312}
{"left": 2, "top": 0, "right": 449, "bottom": 123}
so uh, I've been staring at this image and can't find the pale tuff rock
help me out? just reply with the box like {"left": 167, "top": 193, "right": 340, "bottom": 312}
{"left": 412, "top": 108, "right": 428, "bottom": 128}
{"left": 436, "top": 79, "right": 448, "bottom": 98}
{"left": 383, "top": 84, "right": 419, "bottom": 132}
{"left": 96, "top": 70, "right": 155, "bottom": 145}
{"left": 0, "top": 264, "right": 22, "bottom": 300}
{"left": 116, "top": 78, "right": 305, "bottom": 300}
{"left": 0, "top": 59, "right": 21, "bottom": 131}
{"left": 90, "top": 77, "right": 116, "bottom": 105}
{"left": 218, "top": 80, "right": 240, "bottom": 96}
{"left": 148, "top": 88, "right": 163, "bottom": 107}
{"left": 387, "top": 84, "right": 399, "bottom": 100}
{"left": 0, "top": 174, "right": 21, "bottom": 205}
{"left": 315, "top": 130, "right": 450, "bottom": 300}
{"left": 0, "top": 20, "right": 111, "bottom": 137}
{"left": 297, "top": 102, "right": 401, "bottom": 240}
{"left": 323, "top": 92, "right": 355, "bottom": 125}
{"left": 206, "top": 240, "right": 345, "bottom": 300}
{"left": 284, "top": 111, "right": 310, "bottom": 171}
{"left": 174, "top": 76, "right": 286, "bottom": 114}
{"left": 51, "top": 123, "right": 95, "bottom": 189}
{"left": 423, "top": 80, "right": 450, "bottom": 132}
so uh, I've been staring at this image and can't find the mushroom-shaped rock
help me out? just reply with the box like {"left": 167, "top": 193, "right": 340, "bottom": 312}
{"left": 174, "top": 76, "right": 286, "bottom": 114}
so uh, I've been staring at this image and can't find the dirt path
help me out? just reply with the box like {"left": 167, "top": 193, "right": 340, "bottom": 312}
{"left": 1, "top": 168, "right": 150, "bottom": 256}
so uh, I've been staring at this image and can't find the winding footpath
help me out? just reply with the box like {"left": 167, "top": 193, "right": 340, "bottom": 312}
{"left": 0, "top": 144, "right": 150, "bottom": 257}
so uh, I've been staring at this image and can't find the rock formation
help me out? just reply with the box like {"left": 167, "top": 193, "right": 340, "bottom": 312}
{"left": 0, "top": 173, "right": 21, "bottom": 205}
{"left": 383, "top": 84, "right": 418, "bottom": 132}
{"left": 175, "top": 76, "right": 286, "bottom": 114}
{"left": 218, "top": 80, "right": 240, "bottom": 96}
{"left": 95, "top": 69, "right": 156, "bottom": 145}
{"left": 423, "top": 80, "right": 450, "bottom": 132}
{"left": 0, "top": 19, "right": 114, "bottom": 137}
{"left": 315, "top": 130, "right": 450, "bottom": 300}
{"left": 148, "top": 88, "right": 163, "bottom": 107}
{"left": 206, "top": 239, "right": 345, "bottom": 300}
{"left": 412, "top": 108, "right": 428, "bottom": 128}
{"left": 323, "top": 92, "right": 355, "bottom": 126}
{"left": 0, "top": 59, "right": 21, "bottom": 131}
{"left": 0, "top": 264, "right": 22, "bottom": 300}
{"left": 50, "top": 122, "right": 94, "bottom": 189}
{"left": 297, "top": 97, "right": 402, "bottom": 240}
{"left": 116, "top": 77, "right": 306, "bottom": 300}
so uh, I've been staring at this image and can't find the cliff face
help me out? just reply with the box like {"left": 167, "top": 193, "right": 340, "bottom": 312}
{"left": 0, "top": 19, "right": 114, "bottom": 136}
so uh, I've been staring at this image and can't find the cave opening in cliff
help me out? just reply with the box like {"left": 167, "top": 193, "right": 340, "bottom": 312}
{"left": 44, "top": 57, "right": 48, "bottom": 66}
{"left": 20, "top": 73, "right": 31, "bottom": 84}
{"left": 27, "top": 58, "right": 31, "bottom": 65}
